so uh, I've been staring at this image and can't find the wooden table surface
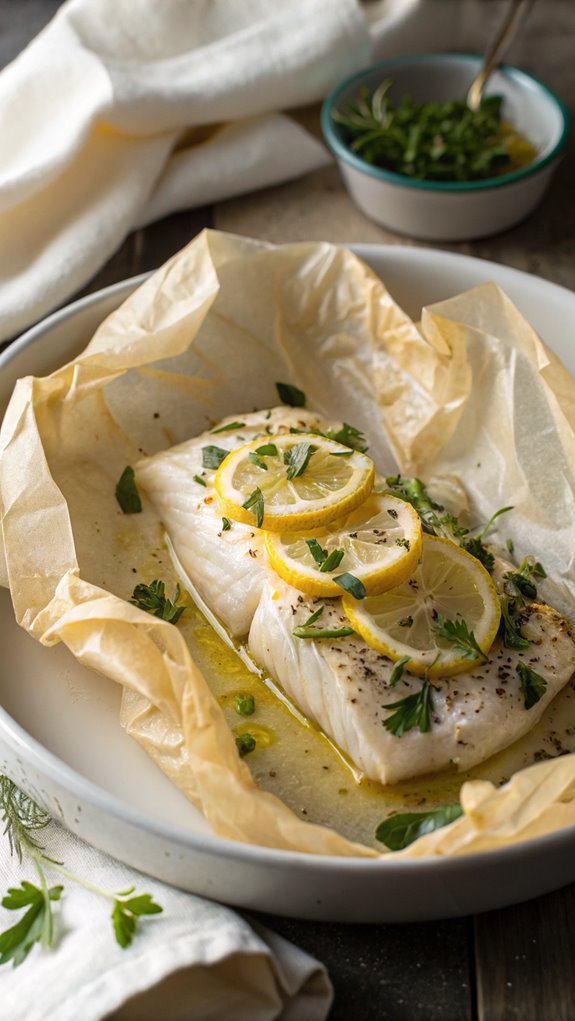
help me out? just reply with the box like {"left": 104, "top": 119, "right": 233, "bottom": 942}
{"left": 2, "top": 3, "right": 575, "bottom": 1019}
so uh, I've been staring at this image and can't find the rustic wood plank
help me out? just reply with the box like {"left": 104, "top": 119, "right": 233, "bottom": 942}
{"left": 475, "top": 883, "right": 575, "bottom": 1021}
{"left": 254, "top": 913, "right": 474, "bottom": 1021}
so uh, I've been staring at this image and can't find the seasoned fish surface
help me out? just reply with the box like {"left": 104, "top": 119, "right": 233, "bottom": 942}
{"left": 249, "top": 576, "right": 575, "bottom": 784}
{"left": 136, "top": 407, "right": 327, "bottom": 636}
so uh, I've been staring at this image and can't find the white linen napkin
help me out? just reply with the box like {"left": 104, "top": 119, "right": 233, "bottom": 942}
{"left": 0, "top": 0, "right": 475, "bottom": 344}
{"left": 0, "top": 818, "right": 332, "bottom": 1021}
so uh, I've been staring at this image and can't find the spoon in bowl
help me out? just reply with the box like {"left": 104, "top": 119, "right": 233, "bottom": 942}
{"left": 466, "top": 0, "right": 535, "bottom": 111}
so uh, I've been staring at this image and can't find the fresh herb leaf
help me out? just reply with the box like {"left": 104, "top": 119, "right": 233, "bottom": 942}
{"left": 461, "top": 535, "right": 495, "bottom": 573}
{"left": 0, "top": 776, "right": 163, "bottom": 964}
{"left": 382, "top": 680, "right": 433, "bottom": 736}
{"left": 193, "top": 474, "right": 207, "bottom": 487}
{"left": 283, "top": 442, "right": 316, "bottom": 481}
{"left": 276, "top": 382, "right": 306, "bottom": 407}
{"left": 504, "top": 570, "right": 537, "bottom": 600}
{"left": 221, "top": 517, "right": 232, "bottom": 531}
{"left": 112, "top": 893, "right": 162, "bottom": 950}
{"left": 0, "top": 882, "right": 63, "bottom": 966}
{"left": 235, "top": 693, "right": 255, "bottom": 716}
{"left": 335, "top": 573, "right": 366, "bottom": 600}
{"left": 301, "top": 606, "right": 325, "bottom": 627}
{"left": 517, "top": 661, "right": 547, "bottom": 710}
{"left": 201, "top": 445, "right": 228, "bottom": 469}
{"left": 500, "top": 596, "right": 531, "bottom": 650}
{"left": 376, "top": 804, "right": 463, "bottom": 850}
{"left": 332, "top": 83, "right": 534, "bottom": 183}
{"left": 330, "top": 450, "right": 354, "bottom": 458}
{"left": 320, "top": 548, "right": 345, "bottom": 573}
{"left": 242, "top": 487, "right": 264, "bottom": 528}
{"left": 211, "top": 420, "right": 246, "bottom": 434}
{"left": 255, "top": 443, "right": 279, "bottom": 458}
{"left": 432, "top": 613, "right": 486, "bottom": 661}
{"left": 236, "top": 733, "right": 257, "bottom": 757}
{"left": 130, "top": 580, "right": 186, "bottom": 623}
{"left": 506, "top": 538, "right": 515, "bottom": 555}
{"left": 306, "top": 539, "right": 327, "bottom": 566}
{"left": 324, "top": 422, "right": 367, "bottom": 452}
{"left": 248, "top": 451, "right": 269, "bottom": 471}
{"left": 115, "top": 466, "right": 142, "bottom": 514}
{"left": 384, "top": 476, "right": 458, "bottom": 539}
{"left": 293, "top": 624, "right": 355, "bottom": 640}
{"left": 389, "top": 655, "right": 410, "bottom": 688}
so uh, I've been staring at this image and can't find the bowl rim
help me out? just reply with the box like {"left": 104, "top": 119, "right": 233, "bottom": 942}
{"left": 320, "top": 52, "right": 570, "bottom": 193}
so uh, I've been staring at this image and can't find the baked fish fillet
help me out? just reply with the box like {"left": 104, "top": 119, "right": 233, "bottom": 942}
{"left": 249, "top": 575, "right": 575, "bottom": 784}
{"left": 135, "top": 407, "right": 328, "bottom": 636}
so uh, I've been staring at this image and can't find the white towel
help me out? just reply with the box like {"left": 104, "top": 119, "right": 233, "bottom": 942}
{"left": 0, "top": 0, "right": 472, "bottom": 343}
{"left": 0, "top": 817, "right": 332, "bottom": 1021}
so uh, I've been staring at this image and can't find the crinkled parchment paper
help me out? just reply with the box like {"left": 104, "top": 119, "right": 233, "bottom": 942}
{"left": 1, "top": 228, "right": 575, "bottom": 857}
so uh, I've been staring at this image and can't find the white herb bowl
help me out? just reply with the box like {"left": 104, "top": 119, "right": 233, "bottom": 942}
{"left": 320, "top": 54, "right": 569, "bottom": 241}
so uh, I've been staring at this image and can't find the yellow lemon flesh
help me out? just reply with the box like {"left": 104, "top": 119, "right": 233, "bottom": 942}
{"left": 215, "top": 433, "right": 374, "bottom": 532}
{"left": 342, "top": 534, "right": 501, "bottom": 678}
{"left": 264, "top": 493, "right": 422, "bottom": 597}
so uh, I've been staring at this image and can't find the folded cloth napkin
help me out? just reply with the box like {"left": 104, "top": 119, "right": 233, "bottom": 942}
{"left": 0, "top": 0, "right": 475, "bottom": 343}
{"left": 0, "top": 815, "right": 332, "bottom": 1021}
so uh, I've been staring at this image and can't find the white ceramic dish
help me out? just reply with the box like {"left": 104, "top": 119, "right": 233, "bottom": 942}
{"left": 321, "top": 54, "right": 569, "bottom": 241}
{"left": 1, "top": 245, "right": 575, "bottom": 924}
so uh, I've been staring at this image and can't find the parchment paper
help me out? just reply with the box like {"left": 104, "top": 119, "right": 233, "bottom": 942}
{"left": 1, "top": 228, "right": 575, "bottom": 857}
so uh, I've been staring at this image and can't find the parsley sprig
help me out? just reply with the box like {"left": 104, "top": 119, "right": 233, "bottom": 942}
{"left": 517, "top": 661, "right": 547, "bottom": 710}
{"left": 130, "top": 580, "right": 186, "bottom": 623}
{"left": 0, "top": 777, "right": 162, "bottom": 966}
{"left": 432, "top": 613, "right": 487, "bottom": 662}
{"left": 382, "top": 679, "right": 433, "bottom": 737}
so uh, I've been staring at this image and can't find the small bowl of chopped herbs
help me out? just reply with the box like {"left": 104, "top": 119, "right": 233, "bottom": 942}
{"left": 321, "top": 54, "right": 568, "bottom": 240}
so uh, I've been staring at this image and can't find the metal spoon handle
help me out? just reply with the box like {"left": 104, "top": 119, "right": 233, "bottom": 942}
{"left": 467, "top": 0, "right": 535, "bottom": 111}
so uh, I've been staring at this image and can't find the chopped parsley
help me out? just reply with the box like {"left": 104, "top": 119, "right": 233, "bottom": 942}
{"left": 115, "top": 466, "right": 142, "bottom": 514}
{"left": 276, "top": 382, "right": 306, "bottom": 407}
{"left": 389, "top": 655, "right": 410, "bottom": 688}
{"left": 201, "top": 445, "right": 229, "bottom": 469}
{"left": 242, "top": 487, "right": 264, "bottom": 528}
{"left": 517, "top": 661, "right": 547, "bottom": 710}
{"left": 432, "top": 614, "right": 486, "bottom": 661}
{"left": 129, "top": 580, "right": 186, "bottom": 624}
{"left": 382, "top": 680, "right": 433, "bottom": 737}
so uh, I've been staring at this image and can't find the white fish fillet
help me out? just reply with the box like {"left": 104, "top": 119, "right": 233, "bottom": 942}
{"left": 137, "top": 407, "right": 575, "bottom": 784}
{"left": 249, "top": 576, "right": 575, "bottom": 784}
{"left": 135, "top": 407, "right": 328, "bottom": 636}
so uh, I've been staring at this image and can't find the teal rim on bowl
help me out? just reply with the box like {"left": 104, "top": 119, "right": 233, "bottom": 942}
{"left": 321, "top": 53, "right": 570, "bottom": 193}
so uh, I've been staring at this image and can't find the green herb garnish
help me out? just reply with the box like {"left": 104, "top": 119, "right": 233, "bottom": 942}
{"left": 504, "top": 557, "right": 547, "bottom": 601}
{"left": 193, "top": 474, "right": 207, "bottom": 487}
{"left": 283, "top": 442, "right": 316, "bottom": 480}
{"left": 432, "top": 613, "right": 486, "bottom": 661}
{"left": 248, "top": 451, "right": 268, "bottom": 471}
{"left": 332, "top": 82, "right": 534, "bottom": 183}
{"left": 517, "top": 661, "right": 547, "bottom": 710}
{"left": 254, "top": 443, "right": 279, "bottom": 457}
{"left": 388, "top": 654, "right": 411, "bottom": 688}
{"left": 211, "top": 420, "right": 246, "bottom": 434}
{"left": 130, "top": 580, "right": 186, "bottom": 623}
{"left": 201, "top": 445, "right": 229, "bottom": 469}
{"left": 376, "top": 804, "right": 463, "bottom": 851}
{"left": 221, "top": 517, "right": 232, "bottom": 531}
{"left": 292, "top": 604, "right": 354, "bottom": 640}
{"left": 234, "top": 694, "right": 255, "bottom": 717}
{"left": 500, "top": 596, "right": 531, "bottom": 650}
{"left": 461, "top": 506, "right": 513, "bottom": 573}
{"left": 320, "top": 549, "right": 345, "bottom": 573}
{"left": 115, "top": 466, "right": 142, "bottom": 514}
{"left": 382, "top": 680, "right": 433, "bottom": 737}
{"left": 276, "top": 382, "right": 306, "bottom": 407}
{"left": 334, "top": 573, "right": 366, "bottom": 600}
{"left": 236, "top": 733, "right": 257, "bottom": 757}
{"left": 242, "top": 487, "right": 264, "bottom": 528}
{"left": 0, "top": 777, "right": 162, "bottom": 965}
{"left": 324, "top": 422, "right": 367, "bottom": 452}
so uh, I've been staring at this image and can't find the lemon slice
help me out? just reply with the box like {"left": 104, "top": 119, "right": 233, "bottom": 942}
{"left": 215, "top": 434, "right": 374, "bottom": 531}
{"left": 264, "top": 493, "right": 422, "bottom": 597}
{"left": 342, "top": 534, "right": 501, "bottom": 677}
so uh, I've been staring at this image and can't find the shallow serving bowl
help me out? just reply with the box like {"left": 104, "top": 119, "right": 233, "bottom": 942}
{"left": 2, "top": 245, "right": 575, "bottom": 923}
{"left": 321, "top": 54, "right": 569, "bottom": 241}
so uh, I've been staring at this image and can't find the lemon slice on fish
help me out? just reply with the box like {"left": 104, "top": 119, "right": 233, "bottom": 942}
{"left": 264, "top": 493, "right": 422, "bottom": 597}
{"left": 342, "top": 534, "right": 501, "bottom": 677}
{"left": 215, "top": 433, "right": 374, "bottom": 531}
